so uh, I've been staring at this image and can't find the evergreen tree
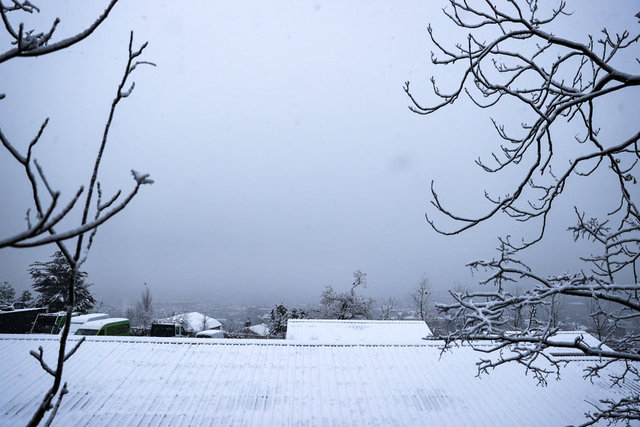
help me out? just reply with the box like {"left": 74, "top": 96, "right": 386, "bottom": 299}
{"left": 268, "top": 304, "right": 306, "bottom": 338}
{"left": 0, "top": 281, "right": 15, "bottom": 304}
{"left": 29, "top": 251, "right": 96, "bottom": 313}
{"left": 17, "top": 290, "right": 34, "bottom": 307}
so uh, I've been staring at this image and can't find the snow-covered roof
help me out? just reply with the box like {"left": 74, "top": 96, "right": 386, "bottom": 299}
{"left": 286, "top": 319, "right": 432, "bottom": 343}
{"left": 0, "top": 335, "right": 635, "bottom": 426}
{"left": 195, "top": 329, "right": 225, "bottom": 338}
{"left": 248, "top": 323, "right": 269, "bottom": 336}
{"left": 0, "top": 307, "right": 45, "bottom": 315}
{"left": 70, "top": 313, "right": 109, "bottom": 324}
{"left": 156, "top": 312, "right": 221, "bottom": 333}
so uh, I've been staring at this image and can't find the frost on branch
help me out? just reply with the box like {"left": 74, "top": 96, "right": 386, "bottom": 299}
{"left": 131, "top": 169, "right": 154, "bottom": 185}
{"left": 0, "top": 3, "right": 156, "bottom": 425}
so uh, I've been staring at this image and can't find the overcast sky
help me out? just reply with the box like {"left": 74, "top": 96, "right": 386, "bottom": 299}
{"left": 1, "top": 0, "right": 638, "bottom": 306}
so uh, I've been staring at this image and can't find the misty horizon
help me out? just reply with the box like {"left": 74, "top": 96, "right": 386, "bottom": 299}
{"left": 2, "top": 0, "right": 638, "bottom": 308}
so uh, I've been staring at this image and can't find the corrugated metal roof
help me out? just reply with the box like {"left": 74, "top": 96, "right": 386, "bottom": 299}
{"left": 286, "top": 319, "right": 433, "bottom": 343}
{"left": 0, "top": 335, "right": 634, "bottom": 426}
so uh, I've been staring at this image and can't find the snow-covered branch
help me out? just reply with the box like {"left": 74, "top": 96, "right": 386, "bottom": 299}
{"left": 412, "top": 1, "right": 640, "bottom": 424}
{"left": 0, "top": 1, "right": 119, "bottom": 63}
{"left": 405, "top": 0, "right": 640, "bottom": 243}
{"left": 0, "top": 5, "right": 155, "bottom": 425}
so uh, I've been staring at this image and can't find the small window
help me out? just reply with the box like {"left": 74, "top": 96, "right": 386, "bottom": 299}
{"left": 98, "top": 329, "right": 105, "bottom": 335}
{"left": 75, "top": 329, "right": 99, "bottom": 336}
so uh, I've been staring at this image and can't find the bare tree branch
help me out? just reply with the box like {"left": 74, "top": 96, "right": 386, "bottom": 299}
{"left": 0, "top": 4, "right": 155, "bottom": 426}
{"left": 410, "top": 1, "right": 640, "bottom": 424}
{"left": 0, "top": 0, "right": 119, "bottom": 63}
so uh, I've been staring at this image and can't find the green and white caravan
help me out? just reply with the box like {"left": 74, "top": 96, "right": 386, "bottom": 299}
{"left": 68, "top": 313, "right": 109, "bottom": 335}
{"left": 74, "top": 318, "right": 130, "bottom": 336}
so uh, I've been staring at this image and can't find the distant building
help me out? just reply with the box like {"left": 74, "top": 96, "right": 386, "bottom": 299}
{"left": 236, "top": 323, "right": 269, "bottom": 339}
{"left": 248, "top": 323, "right": 269, "bottom": 337}
{"left": 286, "top": 319, "right": 432, "bottom": 343}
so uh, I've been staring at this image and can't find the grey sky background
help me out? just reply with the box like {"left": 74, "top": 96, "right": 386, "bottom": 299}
{"left": 1, "top": 1, "right": 638, "bottom": 306}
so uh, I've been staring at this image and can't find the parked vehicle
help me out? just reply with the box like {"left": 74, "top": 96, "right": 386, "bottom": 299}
{"left": 195, "top": 329, "right": 225, "bottom": 338}
{"left": 30, "top": 312, "right": 111, "bottom": 335}
{"left": 30, "top": 312, "right": 70, "bottom": 334}
{"left": 75, "top": 318, "right": 130, "bottom": 336}
{"left": 68, "top": 313, "right": 109, "bottom": 335}
{"left": 150, "top": 322, "right": 189, "bottom": 337}
{"left": 0, "top": 307, "right": 46, "bottom": 334}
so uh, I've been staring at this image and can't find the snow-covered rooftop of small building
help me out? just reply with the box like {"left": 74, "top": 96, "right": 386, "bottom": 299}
{"left": 156, "top": 311, "right": 221, "bottom": 332}
{"left": 248, "top": 323, "right": 269, "bottom": 336}
{"left": 286, "top": 319, "right": 433, "bottom": 343}
{"left": 0, "top": 335, "right": 635, "bottom": 426}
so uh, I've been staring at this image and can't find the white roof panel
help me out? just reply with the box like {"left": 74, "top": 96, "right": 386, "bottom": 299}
{"left": 286, "top": 319, "right": 432, "bottom": 343}
{"left": 70, "top": 313, "right": 109, "bottom": 324}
